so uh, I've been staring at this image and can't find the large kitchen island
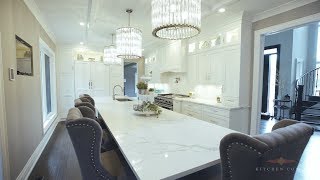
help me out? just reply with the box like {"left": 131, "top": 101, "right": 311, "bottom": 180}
{"left": 95, "top": 97, "right": 237, "bottom": 180}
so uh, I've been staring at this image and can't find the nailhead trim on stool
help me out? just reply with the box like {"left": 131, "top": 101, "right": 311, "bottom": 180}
{"left": 67, "top": 123, "right": 109, "bottom": 180}
{"left": 225, "top": 142, "right": 262, "bottom": 179}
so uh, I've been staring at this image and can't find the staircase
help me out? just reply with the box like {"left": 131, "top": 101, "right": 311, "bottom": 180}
{"left": 295, "top": 67, "right": 320, "bottom": 126}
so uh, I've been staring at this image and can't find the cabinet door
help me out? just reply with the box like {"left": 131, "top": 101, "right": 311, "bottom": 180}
{"left": 74, "top": 61, "right": 91, "bottom": 97}
{"left": 182, "top": 102, "right": 202, "bottom": 119}
{"left": 224, "top": 49, "right": 240, "bottom": 98}
{"left": 90, "top": 62, "right": 110, "bottom": 97}
{"left": 198, "top": 54, "right": 210, "bottom": 83}
{"left": 187, "top": 54, "right": 198, "bottom": 84}
{"left": 158, "top": 46, "right": 167, "bottom": 72}
{"left": 210, "top": 52, "right": 226, "bottom": 85}
{"left": 167, "top": 41, "right": 182, "bottom": 71}
{"left": 173, "top": 100, "right": 182, "bottom": 113}
{"left": 202, "top": 113, "right": 229, "bottom": 128}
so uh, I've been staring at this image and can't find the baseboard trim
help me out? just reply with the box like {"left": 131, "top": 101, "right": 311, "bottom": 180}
{"left": 16, "top": 117, "right": 60, "bottom": 180}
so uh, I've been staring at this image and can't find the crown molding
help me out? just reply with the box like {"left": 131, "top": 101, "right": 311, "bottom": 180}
{"left": 23, "top": 0, "right": 57, "bottom": 44}
{"left": 252, "top": 0, "right": 319, "bottom": 22}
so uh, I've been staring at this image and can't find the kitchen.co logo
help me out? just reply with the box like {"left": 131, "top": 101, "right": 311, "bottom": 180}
{"left": 256, "top": 157, "right": 297, "bottom": 172}
{"left": 266, "top": 157, "right": 296, "bottom": 165}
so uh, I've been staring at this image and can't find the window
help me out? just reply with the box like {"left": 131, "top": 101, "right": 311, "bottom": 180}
{"left": 40, "top": 38, "right": 57, "bottom": 132}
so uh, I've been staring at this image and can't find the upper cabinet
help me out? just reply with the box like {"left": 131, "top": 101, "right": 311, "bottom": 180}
{"left": 145, "top": 40, "right": 186, "bottom": 83}
{"left": 161, "top": 41, "right": 186, "bottom": 73}
{"left": 145, "top": 54, "right": 161, "bottom": 83}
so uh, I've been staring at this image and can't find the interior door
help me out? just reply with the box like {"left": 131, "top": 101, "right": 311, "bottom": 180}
{"left": 90, "top": 62, "right": 109, "bottom": 97}
{"left": 74, "top": 61, "right": 91, "bottom": 97}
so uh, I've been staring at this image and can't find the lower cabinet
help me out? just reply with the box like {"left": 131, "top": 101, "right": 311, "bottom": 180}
{"left": 173, "top": 100, "right": 182, "bottom": 113}
{"left": 181, "top": 102, "right": 202, "bottom": 119}
{"left": 179, "top": 100, "right": 250, "bottom": 134}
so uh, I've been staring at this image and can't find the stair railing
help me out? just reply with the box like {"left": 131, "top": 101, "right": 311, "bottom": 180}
{"left": 295, "top": 67, "right": 320, "bottom": 120}
{"left": 296, "top": 67, "right": 320, "bottom": 101}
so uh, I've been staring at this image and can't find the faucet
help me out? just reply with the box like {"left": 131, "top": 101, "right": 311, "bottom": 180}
{"left": 113, "top": 85, "right": 124, "bottom": 100}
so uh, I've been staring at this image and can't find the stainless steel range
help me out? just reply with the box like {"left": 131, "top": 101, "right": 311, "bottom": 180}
{"left": 154, "top": 94, "right": 189, "bottom": 111}
{"left": 154, "top": 94, "right": 173, "bottom": 110}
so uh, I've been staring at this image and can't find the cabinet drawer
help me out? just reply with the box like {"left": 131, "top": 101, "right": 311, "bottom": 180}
{"left": 203, "top": 113, "right": 229, "bottom": 127}
{"left": 184, "top": 110, "right": 202, "bottom": 119}
{"left": 202, "top": 105, "right": 230, "bottom": 117}
{"left": 182, "top": 102, "right": 202, "bottom": 111}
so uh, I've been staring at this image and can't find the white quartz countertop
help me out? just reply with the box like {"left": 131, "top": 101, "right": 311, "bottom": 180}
{"left": 173, "top": 97, "right": 248, "bottom": 110}
{"left": 95, "top": 97, "right": 237, "bottom": 180}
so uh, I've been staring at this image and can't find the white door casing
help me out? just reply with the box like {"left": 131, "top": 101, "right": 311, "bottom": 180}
{"left": 0, "top": 33, "right": 10, "bottom": 180}
{"left": 251, "top": 12, "right": 320, "bottom": 135}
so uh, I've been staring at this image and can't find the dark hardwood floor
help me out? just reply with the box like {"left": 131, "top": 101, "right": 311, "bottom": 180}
{"left": 28, "top": 121, "right": 81, "bottom": 180}
{"left": 28, "top": 120, "right": 320, "bottom": 180}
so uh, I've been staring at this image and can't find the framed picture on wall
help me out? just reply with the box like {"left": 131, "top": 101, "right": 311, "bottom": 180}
{"left": 16, "top": 35, "right": 33, "bottom": 76}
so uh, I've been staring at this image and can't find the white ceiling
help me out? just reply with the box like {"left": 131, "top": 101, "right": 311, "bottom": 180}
{"left": 34, "top": 0, "right": 297, "bottom": 51}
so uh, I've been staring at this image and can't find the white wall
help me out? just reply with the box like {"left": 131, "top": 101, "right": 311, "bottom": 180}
{"left": 265, "top": 30, "right": 294, "bottom": 99}
{"left": 0, "top": 32, "right": 5, "bottom": 180}
{"left": 0, "top": 0, "right": 57, "bottom": 178}
{"left": 292, "top": 26, "right": 309, "bottom": 96}
{"left": 306, "top": 23, "right": 319, "bottom": 72}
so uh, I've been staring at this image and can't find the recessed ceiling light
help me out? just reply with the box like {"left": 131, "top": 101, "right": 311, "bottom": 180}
{"left": 79, "top": 22, "right": 85, "bottom": 26}
{"left": 80, "top": 42, "right": 84, "bottom": 45}
{"left": 218, "top": 8, "right": 226, "bottom": 13}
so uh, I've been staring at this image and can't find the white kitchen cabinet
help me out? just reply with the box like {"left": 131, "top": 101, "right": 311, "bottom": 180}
{"left": 159, "top": 41, "right": 185, "bottom": 73}
{"left": 182, "top": 102, "right": 202, "bottom": 119}
{"left": 202, "top": 112, "right": 229, "bottom": 127}
{"left": 179, "top": 100, "right": 250, "bottom": 133}
{"left": 223, "top": 48, "right": 240, "bottom": 99}
{"left": 173, "top": 100, "right": 182, "bottom": 113}
{"left": 75, "top": 61, "right": 123, "bottom": 97}
{"left": 189, "top": 49, "right": 227, "bottom": 85}
{"left": 210, "top": 52, "right": 226, "bottom": 85}
{"left": 187, "top": 54, "right": 199, "bottom": 84}
{"left": 145, "top": 55, "right": 161, "bottom": 83}
{"left": 198, "top": 53, "right": 211, "bottom": 83}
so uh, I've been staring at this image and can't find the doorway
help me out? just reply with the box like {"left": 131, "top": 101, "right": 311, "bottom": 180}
{"left": 124, "top": 62, "right": 138, "bottom": 97}
{"left": 251, "top": 13, "right": 320, "bottom": 135}
{"left": 261, "top": 45, "right": 280, "bottom": 119}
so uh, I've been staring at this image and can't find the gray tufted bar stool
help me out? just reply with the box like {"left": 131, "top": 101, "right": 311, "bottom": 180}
{"left": 67, "top": 107, "right": 116, "bottom": 153}
{"left": 219, "top": 119, "right": 314, "bottom": 180}
{"left": 66, "top": 117, "right": 136, "bottom": 180}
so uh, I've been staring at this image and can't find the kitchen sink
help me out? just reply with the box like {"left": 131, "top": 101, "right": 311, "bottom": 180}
{"left": 116, "top": 98, "right": 133, "bottom": 102}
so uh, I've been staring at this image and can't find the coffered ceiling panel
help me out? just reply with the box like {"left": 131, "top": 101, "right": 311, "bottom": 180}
{"left": 34, "top": 0, "right": 297, "bottom": 50}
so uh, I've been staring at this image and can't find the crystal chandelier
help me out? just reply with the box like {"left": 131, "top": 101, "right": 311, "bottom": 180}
{"left": 103, "top": 34, "right": 122, "bottom": 65}
{"left": 116, "top": 9, "right": 142, "bottom": 59}
{"left": 151, "top": 0, "right": 201, "bottom": 40}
